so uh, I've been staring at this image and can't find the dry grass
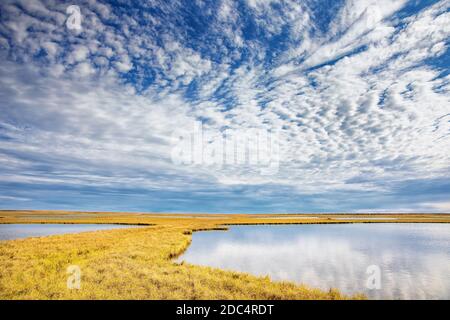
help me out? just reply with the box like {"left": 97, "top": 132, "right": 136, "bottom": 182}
{"left": 0, "top": 210, "right": 449, "bottom": 300}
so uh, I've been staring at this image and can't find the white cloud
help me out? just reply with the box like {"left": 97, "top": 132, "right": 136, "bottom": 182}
{"left": 421, "top": 202, "right": 450, "bottom": 212}
{"left": 0, "top": 0, "right": 449, "bottom": 211}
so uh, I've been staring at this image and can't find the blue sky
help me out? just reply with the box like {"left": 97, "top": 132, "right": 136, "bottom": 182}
{"left": 0, "top": 0, "right": 449, "bottom": 213}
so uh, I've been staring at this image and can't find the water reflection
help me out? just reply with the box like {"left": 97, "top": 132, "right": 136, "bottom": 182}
{"left": 180, "top": 224, "right": 450, "bottom": 299}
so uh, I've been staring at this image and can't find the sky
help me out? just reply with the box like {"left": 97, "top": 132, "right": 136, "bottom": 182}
{"left": 0, "top": 0, "right": 449, "bottom": 213}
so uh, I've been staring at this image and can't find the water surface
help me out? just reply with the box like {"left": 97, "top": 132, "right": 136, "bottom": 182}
{"left": 180, "top": 224, "right": 450, "bottom": 299}
{"left": 0, "top": 224, "right": 139, "bottom": 240}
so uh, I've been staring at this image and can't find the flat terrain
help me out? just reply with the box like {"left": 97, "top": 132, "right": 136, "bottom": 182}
{"left": 0, "top": 211, "right": 449, "bottom": 300}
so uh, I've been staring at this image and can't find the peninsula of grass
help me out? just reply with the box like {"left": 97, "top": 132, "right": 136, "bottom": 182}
{"left": 0, "top": 211, "right": 449, "bottom": 300}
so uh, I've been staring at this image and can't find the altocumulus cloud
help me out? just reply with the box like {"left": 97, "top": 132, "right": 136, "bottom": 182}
{"left": 0, "top": 0, "right": 449, "bottom": 213}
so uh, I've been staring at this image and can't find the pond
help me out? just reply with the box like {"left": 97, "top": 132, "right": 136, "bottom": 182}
{"left": 179, "top": 223, "right": 450, "bottom": 299}
{"left": 0, "top": 224, "right": 140, "bottom": 241}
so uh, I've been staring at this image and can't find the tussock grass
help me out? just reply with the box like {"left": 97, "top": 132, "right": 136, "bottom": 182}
{"left": 0, "top": 211, "right": 448, "bottom": 300}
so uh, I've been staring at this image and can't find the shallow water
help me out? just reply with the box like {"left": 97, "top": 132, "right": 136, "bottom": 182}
{"left": 179, "top": 224, "right": 450, "bottom": 299}
{"left": 0, "top": 224, "right": 139, "bottom": 240}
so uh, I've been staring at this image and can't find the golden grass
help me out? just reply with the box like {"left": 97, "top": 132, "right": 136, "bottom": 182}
{"left": 0, "top": 210, "right": 449, "bottom": 300}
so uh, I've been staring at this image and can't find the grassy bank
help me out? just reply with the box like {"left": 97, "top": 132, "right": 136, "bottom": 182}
{"left": 0, "top": 211, "right": 449, "bottom": 299}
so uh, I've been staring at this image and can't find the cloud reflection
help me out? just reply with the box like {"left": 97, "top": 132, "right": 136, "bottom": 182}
{"left": 180, "top": 224, "right": 450, "bottom": 299}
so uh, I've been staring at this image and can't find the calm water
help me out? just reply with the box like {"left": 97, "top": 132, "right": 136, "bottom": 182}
{"left": 0, "top": 224, "right": 139, "bottom": 240}
{"left": 179, "top": 224, "right": 450, "bottom": 299}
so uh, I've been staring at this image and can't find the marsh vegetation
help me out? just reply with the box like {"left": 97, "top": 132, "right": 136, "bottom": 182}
{"left": 0, "top": 210, "right": 448, "bottom": 299}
